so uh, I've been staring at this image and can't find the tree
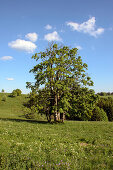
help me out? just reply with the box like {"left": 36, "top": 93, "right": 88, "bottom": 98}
{"left": 27, "top": 43, "right": 94, "bottom": 122}
{"left": 11, "top": 90, "right": 17, "bottom": 97}
{"left": 15, "top": 89, "right": 22, "bottom": 96}
{"left": 11, "top": 89, "right": 22, "bottom": 97}
{"left": 1, "top": 89, "right": 5, "bottom": 93}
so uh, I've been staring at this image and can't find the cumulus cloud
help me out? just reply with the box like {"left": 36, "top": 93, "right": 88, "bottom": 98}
{"left": 66, "top": 17, "right": 104, "bottom": 37}
{"left": 45, "top": 24, "right": 52, "bottom": 30}
{"left": 0, "top": 56, "right": 13, "bottom": 61}
{"left": 8, "top": 39, "right": 37, "bottom": 53}
{"left": 44, "top": 31, "right": 62, "bottom": 41}
{"left": 25, "top": 32, "right": 38, "bottom": 42}
{"left": 6, "top": 78, "right": 14, "bottom": 81}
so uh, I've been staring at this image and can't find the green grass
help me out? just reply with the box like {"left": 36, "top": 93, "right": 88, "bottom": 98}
{"left": 0, "top": 93, "right": 27, "bottom": 119}
{"left": 0, "top": 93, "right": 113, "bottom": 169}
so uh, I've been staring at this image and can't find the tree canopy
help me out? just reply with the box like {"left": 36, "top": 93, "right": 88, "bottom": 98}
{"left": 26, "top": 43, "right": 97, "bottom": 122}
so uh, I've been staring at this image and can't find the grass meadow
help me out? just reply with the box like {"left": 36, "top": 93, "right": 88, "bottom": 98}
{"left": 0, "top": 93, "right": 113, "bottom": 169}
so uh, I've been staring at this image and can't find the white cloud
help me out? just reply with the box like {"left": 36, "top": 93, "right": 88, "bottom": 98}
{"left": 6, "top": 78, "right": 14, "bottom": 81}
{"left": 25, "top": 32, "right": 38, "bottom": 42}
{"left": 76, "top": 45, "right": 82, "bottom": 50}
{"left": 8, "top": 39, "right": 37, "bottom": 53}
{"left": 44, "top": 31, "right": 62, "bottom": 41}
{"left": 45, "top": 24, "right": 52, "bottom": 30}
{"left": 66, "top": 17, "right": 104, "bottom": 37}
{"left": 0, "top": 56, "right": 13, "bottom": 61}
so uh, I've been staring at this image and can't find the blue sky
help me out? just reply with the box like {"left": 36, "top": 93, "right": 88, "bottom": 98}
{"left": 0, "top": 0, "right": 113, "bottom": 94}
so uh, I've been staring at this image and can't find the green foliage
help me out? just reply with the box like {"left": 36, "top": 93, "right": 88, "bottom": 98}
{"left": 16, "top": 89, "right": 22, "bottom": 96}
{"left": 91, "top": 106, "right": 108, "bottom": 121}
{"left": 97, "top": 97, "right": 113, "bottom": 121}
{"left": 26, "top": 90, "right": 38, "bottom": 108}
{"left": 97, "top": 92, "right": 107, "bottom": 96}
{"left": 2, "top": 95, "right": 7, "bottom": 102}
{"left": 11, "top": 89, "right": 22, "bottom": 97}
{"left": 67, "top": 87, "right": 98, "bottom": 120}
{"left": 97, "top": 92, "right": 113, "bottom": 96}
{"left": 23, "top": 107, "right": 36, "bottom": 119}
{"left": 11, "top": 90, "right": 17, "bottom": 97}
{"left": 24, "top": 90, "right": 48, "bottom": 120}
{"left": 27, "top": 43, "right": 94, "bottom": 122}
{"left": 1, "top": 89, "right": 5, "bottom": 93}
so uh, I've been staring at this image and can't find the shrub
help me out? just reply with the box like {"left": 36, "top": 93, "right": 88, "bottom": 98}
{"left": 23, "top": 106, "right": 37, "bottom": 119}
{"left": 15, "top": 89, "right": 22, "bottom": 96}
{"left": 68, "top": 87, "right": 98, "bottom": 121}
{"left": 91, "top": 106, "right": 108, "bottom": 121}
{"left": 2, "top": 95, "right": 7, "bottom": 102}
{"left": 11, "top": 90, "right": 17, "bottom": 97}
{"left": 97, "top": 97, "right": 113, "bottom": 121}
{"left": 11, "top": 89, "right": 22, "bottom": 97}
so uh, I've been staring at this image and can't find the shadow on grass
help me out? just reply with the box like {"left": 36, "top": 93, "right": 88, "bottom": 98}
{"left": 0, "top": 117, "right": 49, "bottom": 124}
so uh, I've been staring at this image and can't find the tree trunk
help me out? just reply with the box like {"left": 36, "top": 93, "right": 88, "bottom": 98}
{"left": 57, "top": 112, "right": 60, "bottom": 121}
{"left": 54, "top": 94, "right": 58, "bottom": 121}
{"left": 57, "top": 91, "right": 60, "bottom": 121}
{"left": 61, "top": 112, "right": 65, "bottom": 122}
{"left": 62, "top": 112, "right": 65, "bottom": 122}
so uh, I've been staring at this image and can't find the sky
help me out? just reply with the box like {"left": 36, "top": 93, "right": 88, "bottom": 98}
{"left": 0, "top": 0, "right": 113, "bottom": 94}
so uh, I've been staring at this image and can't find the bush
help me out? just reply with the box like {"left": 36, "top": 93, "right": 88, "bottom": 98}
{"left": 91, "top": 106, "right": 108, "bottom": 121}
{"left": 23, "top": 106, "right": 46, "bottom": 120}
{"left": 2, "top": 95, "right": 7, "bottom": 102}
{"left": 11, "top": 90, "right": 17, "bottom": 97}
{"left": 23, "top": 106, "right": 37, "bottom": 119}
{"left": 97, "top": 97, "right": 113, "bottom": 121}
{"left": 68, "top": 87, "right": 98, "bottom": 121}
{"left": 11, "top": 89, "right": 22, "bottom": 97}
{"left": 15, "top": 89, "right": 22, "bottom": 96}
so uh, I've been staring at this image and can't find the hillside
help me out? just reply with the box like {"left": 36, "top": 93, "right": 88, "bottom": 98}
{"left": 0, "top": 93, "right": 27, "bottom": 119}
{"left": 0, "top": 93, "right": 113, "bottom": 169}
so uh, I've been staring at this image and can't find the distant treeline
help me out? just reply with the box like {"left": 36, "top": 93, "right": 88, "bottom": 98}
{"left": 97, "top": 92, "right": 113, "bottom": 96}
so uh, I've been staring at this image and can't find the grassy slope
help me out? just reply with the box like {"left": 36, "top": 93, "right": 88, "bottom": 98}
{"left": 0, "top": 93, "right": 27, "bottom": 119}
{"left": 0, "top": 93, "right": 113, "bottom": 169}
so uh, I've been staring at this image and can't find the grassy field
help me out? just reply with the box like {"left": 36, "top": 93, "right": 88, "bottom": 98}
{"left": 0, "top": 93, "right": 113, "bottom": 169}
{"left": 0, "top": 93, "right": 27, "bottom": 119}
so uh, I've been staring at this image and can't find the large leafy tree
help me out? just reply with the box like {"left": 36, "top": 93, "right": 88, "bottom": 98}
{"left": 27, "top": 43, "right": 94, "bottom": 122}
